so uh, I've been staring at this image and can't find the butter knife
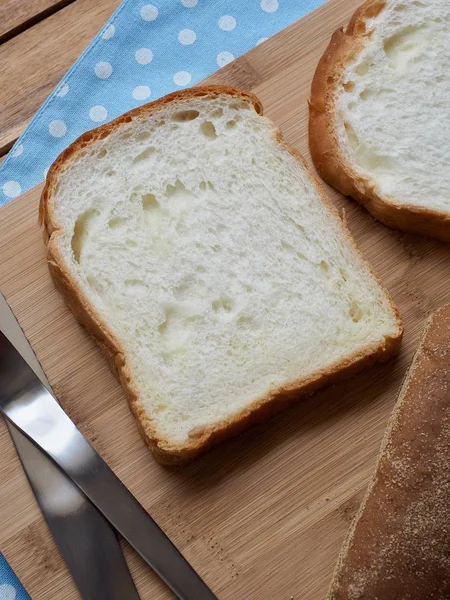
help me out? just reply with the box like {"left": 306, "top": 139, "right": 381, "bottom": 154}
{"left": 0, "top": 327, "right": 217, "bottom": 599}
{"left": 0, "top": 294, "right": 140, "bottom": 600}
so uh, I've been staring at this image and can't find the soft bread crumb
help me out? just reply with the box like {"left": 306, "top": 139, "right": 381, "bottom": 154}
{"left": 310, "top": 0, "right": 450, "bottom": 240}
{"left": 42, "top": 86, "right": 402, "bottom": 462}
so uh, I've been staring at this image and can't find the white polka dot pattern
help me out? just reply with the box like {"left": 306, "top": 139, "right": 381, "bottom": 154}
{"left": 2, "top": 181, "right": 21, "bottom": 198}
{"left": 216, "top": 51, "right": 234, "bottom": 67}
{"left": 261, "top": 0, "right": 279, "bottom": 13}
{"left": 133, "top": 86, "right": 151, "bottom": 100}
{"left": 178, "top": 29, "right": 196, "bottom": 45}
{"left": 218, "top": 16, "right": 236, "bottom": 31}
{"left": 140, "top": 4, "right": 158, "bottom": 21}
{"left": 0, "top": 0, "right": 326, "bottom": 205}
{"left": 0, "top": 584, "right": 17, "bottom": 600}
{"left": 56, "top": 82, "right": 69, "bottom": 97}
{"left": 89, "top": 105, "right": 108, "bottom": 122}
{"left": 173, "top": 71, "right": 192, "bottom": 86}
{"left": 49, "top": 120, "right": 67, "bottom": 138}
{"left": 102, "top": 24, "right": 115, "bottom": 39}
{"left": 11, "top": 144, "right": 23, "bottom": 158}
{"left": 135, "top": 48, "right": 153, "bottom": 64}
{"left": 94, "top": 62, "right": 113, "bottom": 79}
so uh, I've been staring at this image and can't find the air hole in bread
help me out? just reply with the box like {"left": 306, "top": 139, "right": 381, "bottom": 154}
{"left": 343, "top": 81, "right": 355, "bottom": 92}
{"left": 142, "top": 193, "right": 159, "bottom": 210}
{"left": 188, "top": 425, "right": 205, "bottom": 439}
{"left": 320, "top": 260, "right": 329, "bottom": 272}
{"left": 108, "top": 217, "right": 126, "bottom": 229}
{"left": 237, "top": 315, "right": 253, "bottom": 328}
{"left": 281, "top": 240, "right": 296, "bottom": 253}
{"left": 344, "top": 121, "right": 359, "bottom": 150}
{"left": 108, "top": 216, "right": 126, "bottom": 229}
{"left": 230, "top": 101, "right": 250, "bottom": 110}
{"left": 97, "top": 148, "right": 107, "bottom": 158}
{"left": 359, "top": 88, "right": 372, "bottom": 101}
{"left": 71, "top": 209, "right": 99, "bottom": 263}
{"left": 212, "top": 297, "right": 234, "bottom": 313}
{"left": 86, "top": 275, "right": 103, "bottom": 295}
{"left": 340, "top": 268, "right": 348, "bottom": 282}
{"left": 172, "top": 110, "right": 200, "bottom": 123}
{"left": 166, "top": 180, "right": 186, "bottom": 196}
{"left": 132, "top": 146, "right": 155, "bottom": 164}
{"left": 199, "top": 181, "right": 207, "bottom": 191}
{"left": 106, "top": 170, "right": 116, "bottom": 177}
{"left": 211, "top": 108, "right": 224, "bottom": 118}
{"left": 349, "top": 300, "right": 363, "bottom": 323}
{"left": 200, "top": 121, "right": 217, "bottom": 139}
{"left": 136, "top": 131, "right": 151, "bottom": 141}
{"left": 174, "top": 278, "right": 195, "bottom": 300}
{"left": 226, "top": 120, "right": 237, "bottom": 129}
{"left": 383, "top": 24, "right": 426, "bottom": 73}
{"left": 355, "top": 59, "right": 372, "bottom": 77}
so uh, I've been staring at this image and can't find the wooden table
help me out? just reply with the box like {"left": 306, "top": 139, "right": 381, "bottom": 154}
{"left": 0, "top": 0, "right": 122, "bottom": 155}
{"left": 3, "top": 1, "right": 450, "bottom": 599}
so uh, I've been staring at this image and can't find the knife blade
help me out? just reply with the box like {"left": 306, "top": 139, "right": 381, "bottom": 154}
{"left": 0, "top": 294, "right": 140, "bottom": 600}
{"left": 0, "top": 328, "right": 217, "bottom": 600}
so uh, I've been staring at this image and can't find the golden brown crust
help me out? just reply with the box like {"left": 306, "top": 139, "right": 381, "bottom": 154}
{"left": 309, "top": 0, "right": 450, "bottom": 243}
{"left": 41, "top": 85, "right": 402, "bottom": 464}
{"left": 328, "top": 303, "right": 450, "bottom": 599}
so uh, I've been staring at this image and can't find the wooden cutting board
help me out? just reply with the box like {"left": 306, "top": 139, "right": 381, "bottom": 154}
{"left": 2, "top": 1, "right": 450, "bottom": 598}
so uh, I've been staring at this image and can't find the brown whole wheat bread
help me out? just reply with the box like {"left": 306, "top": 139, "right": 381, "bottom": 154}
{"left": 309, "top": 0, "right": 450, "bottom": 242}
{"left": 328, "top": 304, "right": 450, "bottom": 599}
{"left": 40, "top": 86, "right": 402, "bottom": 464}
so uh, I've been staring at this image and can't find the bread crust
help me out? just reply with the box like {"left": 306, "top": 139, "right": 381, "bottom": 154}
{"left": 328, "top": 303, "right": 450, "bottom": 599}
{"left": 41, "top": 85, "right": 402, "bottom": 464}
{"left": 309, "top": 0, "right": 450, "bottom": 242}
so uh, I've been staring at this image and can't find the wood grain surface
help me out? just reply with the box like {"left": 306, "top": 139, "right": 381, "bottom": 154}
{"left": 2, "top": 1, "right": 450, "bottom": 598}
{"left": 0, "top": 0, "right": 75, "bottom": 44}
{"left": 0, "top": 0, "right": 121, "bottom": 154}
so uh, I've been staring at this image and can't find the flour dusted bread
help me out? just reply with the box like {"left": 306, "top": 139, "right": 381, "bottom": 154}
{"left": 309, "top": 0, "right": 450, "bottom": 241}
{"left": 328, "top": 304, "right": 450, "bottom": 599}
{"left": 40, "top": 86, "right": 402, "bottom": 463}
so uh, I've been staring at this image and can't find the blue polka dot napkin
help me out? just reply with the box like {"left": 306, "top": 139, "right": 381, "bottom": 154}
{"left": 0, "top": 0, "right": 326, "bottom": 207}
{"left": 0, "top": 553, "right": 30, "bottom": 600}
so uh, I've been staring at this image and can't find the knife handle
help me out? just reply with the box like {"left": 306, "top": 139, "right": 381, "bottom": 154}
{"left": 0, "top": 332, "right": 217, "bottom": 600}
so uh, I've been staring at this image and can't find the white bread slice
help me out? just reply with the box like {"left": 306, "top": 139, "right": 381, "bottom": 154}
{"left": 40, "top": 86, "right": 402, "bottom": 464}
{"left": 309, "top": 0, "right": 450, "bottom": 241}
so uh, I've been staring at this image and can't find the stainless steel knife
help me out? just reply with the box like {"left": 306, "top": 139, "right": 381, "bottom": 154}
{"left": 0, "top": 318, "right": 217, "bottom": 599}
{"left": 0, "top": 294, "right": 140, "bottom": 600}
